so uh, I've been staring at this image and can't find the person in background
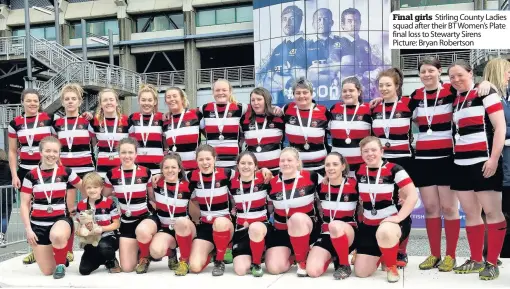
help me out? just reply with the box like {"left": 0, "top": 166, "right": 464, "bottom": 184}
{"left": 0, "top": 149, "right": 13, "bottom": 247}
{"left": 76, "top": 172, "right": 121, "bottom": 275}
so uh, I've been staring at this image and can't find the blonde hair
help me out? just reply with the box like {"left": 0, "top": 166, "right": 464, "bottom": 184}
{"left": 60, "top": 83, "right": 84, "bottom": 107}
{"left": 213, "top": 79, "right": 237, "bottom": 104}
{"left": 280, "top": 147, "right": 302, "bottom": 171}
{"left": 82, "top": 172, "right": 104, "bottom": 189}
{"left": 483, "top": 58, "right": 510, "bottom": 96}
{"left": 95, "top": 88, "right": 122, "bottom": 129}
{"left": 138, "top": 84, "right": 159, "bottom": 113}
{"left": 38, "top": 136, "right": 62, "bottom": 166}
{"left": 165, "top": 87, "right": 190, "bottom": 109}
{"left": 359, "top": 136, "right": 383, "bottom": 150}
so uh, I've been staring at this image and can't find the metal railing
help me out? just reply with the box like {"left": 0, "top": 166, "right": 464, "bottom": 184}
{"left": 141, "top": 70, "right": 185, "bottom": 88}
{"left": 197, "top": 65, "right": 255, "bottom": 87}
{"left": 0, "top": 186, "right": 29, "bottom": 256}
{"left": 470, "top": 49, "right": 510, "bottom": 67}
{"left": 0, "top": 105, "right": 23, "bottom": 129}
{"left": 400, "top": 50, "right": 471, "bottom": 72}
{"left": 30, "top": 36, "right": 82, "bottom": 73}
{"left": 0, "top": 36, "right": 26, "bottom": 59}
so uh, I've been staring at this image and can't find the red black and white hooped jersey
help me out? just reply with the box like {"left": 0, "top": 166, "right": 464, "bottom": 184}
{"left": 89, "top": 115, "right": 130, "bottom": 178}
{"left": 53, "top": 116, "right": 95, "bottom": 174}
{"left": 21, "top": 165, "right": 81, "bottom": 226}
{"left": 409, "top": 83, "right": 456, "bottom": 159}
{"left": 104, "top": 166, "right": 152, "bottom": 223}
{"left": 76, "top": 197, "right": 120, "bottom": 238}
{"left": 356, "top": 161, "right": 412, "bottom": 226}
{"left": 372, "top": 97, "right": 413, "bottom": 158}
{"left": 128, "top": 112, "right": 165, "bottom": 175}
{"left": 283, "top": 102, "right": 331, "bottom": 172}
{"left": 329, "top": 103, "right": 372, "bottom": 168}
{"left": 228, "top": 171, "right": 270, "bottom": 228}
{"left": 188, "top": 168, "right": 234, "bottom": 224}
{"left": 268, "top": 170, "right": 319, "bottom": 230}
{"left": 317, "top": 177, "right": 359, "bottom": 232}
{"left": 163, "top": 109, "right": 202, "bottom": 171}
{"left": 153, "top": 178, "right": 193, "bottom": 229}
{"left": 240, "top": 108, "right": 285, "bottom": 171}
{"left": 453, "top": 86, "right": 503, "bottom": 166}
{"left": 8, "top": 112, "right": 55, "bottom": 170}
{"left": 200, "top": 102, "right": 247, "bottom": 168}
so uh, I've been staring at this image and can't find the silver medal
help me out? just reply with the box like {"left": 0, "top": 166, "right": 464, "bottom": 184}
{"left": 371, "top": 208, "right": 377, "bottom": 216}
{"left": 385, "top": 142, "right": 391, "bottom": 148}
{"left": 169, "top": 225, "right": 174, "bottom": 231}
{"left": 47, "top": 206, "right": 53, "bottom": 213}
{"left": 455, "top": 133, "right": 460, "bottom": 140}
{"left": 427, "top": 129, "right": 433, "bottom": 135}
{"left": 304, "top": 143, "right": 310, "bottom": 150}
{"left": 206, "top": 215, "right": 213, "bottom": 221}
{"left": 218, "top": 134, "right": 224, "bottom": 141}
{"left": 256, "top": 146, "right": 262, "bottom": 152}
{"left": 172, "top": 146, "right": 177, "bottom": 152}
{"left": 109, "top": 155, "right": 115, "bottom": 160}
{"left": 345, "top": 138, "right": 352, "bottom": 144}
{"left": 125, "top": 210, "right": 132, "bottom": 217}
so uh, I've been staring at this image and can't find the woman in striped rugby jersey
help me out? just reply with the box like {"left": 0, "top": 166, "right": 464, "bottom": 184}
{"left": 128, "top": 84, "right": 165, "bottom": 176}
{"left": 20, "top": 136, "right": 83, "bottom": 279}
{"left": 447, "top": 60, "right": 506, "bottom": 280}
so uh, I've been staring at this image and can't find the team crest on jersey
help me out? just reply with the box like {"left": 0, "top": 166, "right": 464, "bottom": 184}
{"left": 311, "top": 121, "right": 318, "bottom": 127}
{"left": 269, "top": 123, "right": 275, "bottom": 128}
{"left": 197, "top": 182, "right": 202, "bottom": 189}
{"left": 227, "top": 112, "right": 233, "bottom": 117}
{"left": 136, "top": 178, "right": 142, "bottom": 184}
{"left": 117, "top": 179, "right": 123, "bottom": 185}
{"left": 357, "top": 115, "right": 363, "bottom": 121}
{"left": 379, "top": 178, "right": 384, "bottom": 184}
{"left": 177, "top": 193, "right": 183, "bottom": 199}
{"left": 437, "top": 99, "right": 443, "bottom": 105}
{"left": 210, "top": 112, "right": 216, "bottom": 118}
{"left": 299, "top": 188, "right": 306, "bottom": 196}
{"left": 253, "top": 186, "right": 258, "bottom": 192}
{"left": 99, "top": 127, "right": 105, "bottom": 132}
{"left": 289, "top": 116, "right": 296, "bottom": 125}
{"left": 78, "top": 124, "right": 84, "bottom": 129}
{"left": 419, "top": 101, "right": 424, "bottom": 108}
{"left": 39, "top": 122, "right": 45, "bottom": 127}
{"left": 236, "top": 189, "right": 242, "bottom": 195}
{"left": 185, "top": 121, "right": 191, "bottom": 127}
{"left": 335, "top": 114, "right": 342, "bottom": 120}
{"left": 215, "top": 182, "right": 221, "bottom": 188}
{"left": 275, "top": 192, "right": 283, "bottom": 200}
{"left": 249, "top": 124, "right": 256, "bottom": 130}
{"left": 102, "top": 209, "right": 106, "bottom": 214}
{"left": 395, "top": 112, "right": 401, "bottom": 119}
{"left": 117, "top": 128, "right": 123, "bottom": 133}
{"left": 153, "top": 121, "right": 158, "bottom": 125}
{"left": 55, "top": 177, "right": 61, "bottom": 183}
{"left": 360, "top": 175, "right": 367, "bottom": 182}
{"left": 344, "top": 195, "right": 349, "bottom": 202}
{"left": 376, "top": 113, "right": 383, "bottom": 119}
{"left": 466, "top": 100, "right": 472, "bottom": 107}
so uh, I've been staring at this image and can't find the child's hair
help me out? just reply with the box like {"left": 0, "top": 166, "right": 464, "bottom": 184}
{"left": 280, "top": 147, "right": 302, "bottom": 171}
{"left": 213, "top": 79, "right": 237, "bottom": 104}
{"left": 116, "top": 137, "right": 139, "bottom": 152}
{"left": 235, "top": 151, "right": 258, "bottom": 173}
{"left": 326, "top": 152, "right": 350, "bottom": 177}
{"left": 196, "top": 144, "right": 217, "bottom": 160}
{"left": 95, "top": 88, "right": 122, "bottom": 128}
{"left": 138, "top": 84, "right": 159, "bottom": 113}
{"left": 359, "top": 136, "right": 383, "bottom": 150}
{"left": 60, "top": 83, "right": 84, "bottom": 106}
{"left": 39, "top": 136, "right": 61, "bottom": 152}
{"left": 165, "top": 87, "right": 190, "bottom": 109}
{"left": 160, "top": 152, "right": 186, "bottom": 180}
{"left": 82, "top": 172, "right": 104, "bottom": 188}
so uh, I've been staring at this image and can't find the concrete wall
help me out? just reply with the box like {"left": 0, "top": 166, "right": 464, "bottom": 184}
{"left": 400, "top": 0, "right": 498, "bottom": 10}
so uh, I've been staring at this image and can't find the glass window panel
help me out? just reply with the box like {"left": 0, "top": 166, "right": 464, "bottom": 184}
{"left": 31, "top": 27, "right": 45, "bottom": 39}
{"left": 197, "top": 10, "right": 216, "bottom": 26}
{"left": 153, "top": 15, "right": 170, "bottom": 31}
{"left": 216, "top": 7, "right": 236, "bottom": 24}
{"left": 236, "top": 6, "right": 252, "bottom": 23}
{"left": 104, "top": 20, "right": 119, "bottom": 36}
{"left": 12, "top": 29, "right": 25, "bottom": 37}
{"left": 169, "top": 14, "right": 184, "bottom": 29}
{"left": 88, "top": 21, "right": 105, "bottom": 36}
{"left": 45, "top": 26, "right": 56, "bottom": 40}
{"left": 73, "top": 23, "right": 82, "bottom": 38}
{"left": 137, "top": 17, "right": 151, "bottom": 32}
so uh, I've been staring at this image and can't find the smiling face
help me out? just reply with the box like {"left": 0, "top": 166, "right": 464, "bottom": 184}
{"left": 341, "top": 82, "right": 360, "bottom": 105}
{"left": 62, "top": 91, "right": 82, "bottom": 115}
{"left": 325, "top": 154, "right": 345, "bottom": 181}
{"left": 162, "top": 158, "right": 180, "bottom": 183}
{"left": 238, "top": 154, "right": 257, "bottom": 180}
{"left": 139, "top": 91, "right": 156, "bottom": 114}
{"left": 361, "top": 140, "right": 383, "bottom": 167}
{"left": 197, "top": 150, "right": 215, "bottom": 174}
{"left": 448, "top": 65, "right": 473, "bottom": 92}
{"left": 23, "top": 93, "right": 40, "bottom": 116}
{"left": 40, "top": 141, "right": 60, "bottom": 168}
{"left": 100, "top": 91, "right": 118, "bottom": 115}
{"left": 165, "top": 89, "right": 184, "bottom": 114}
{"left": 294, "top": 87, "right": 312, "bottom": 109}
{"left": 119, "top": 143, "right": 137, "bottom": 168}
{"left": 279, "top": 151, "right": 300, "bottom": 176}
{"left": 419, "top": 64, "right": 441, "bottom": 89}
{"left": 85, "top": 185, "right": 102, "bottom": 201}
{"left": 378, "top": 76, "right": 398, "bottom": 101}
{"left": 250, "top": 93, "right": 266, "bottom": 115}
{"left": 213, "top": 81, "right": 231, "bottom": 104}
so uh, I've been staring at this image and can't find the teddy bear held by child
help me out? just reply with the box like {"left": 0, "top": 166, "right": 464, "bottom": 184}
{"left": 74, "top": 209, "right": 102, "bottom": 247}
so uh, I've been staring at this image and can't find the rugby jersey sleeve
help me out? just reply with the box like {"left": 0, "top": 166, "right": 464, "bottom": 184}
{"left": 309, "top": 171, "right": 320, "bottom": 196}
{"left": 146, "top": 167, "right": 153, "bottom": 188}
{"left": 407, "top": 90, "right": 419, "bottom": 112}
{"left": 50, "top": 114, "right": 59, "bottom": 135}
{"left": 481, "top": 87, "right": 503, "bottom": 114}
{"left": 109, "top": 200, "right": 120, "bottom": 220}
{"left": 392, "top": 164, "right": 413, "bottom": 189}
{"left": 8, "top": 119, "right": 17, "bottom": 139}
{"left": 20, "top": 170, "right": 34, "bottom": 195}
{"left": 199, "top": 104, "right": 206, "bottom": 130}
{"left": 66, "top": 167, "right": 81, "bottom": 189}
{"left": 88, "top": 118, "right": 96, "bottom": 137}
{"left": 186, "top": 171, "right": 197, "bottom": 199}
{"left": 128, "top": 113, "right": 135, "bottom": 135}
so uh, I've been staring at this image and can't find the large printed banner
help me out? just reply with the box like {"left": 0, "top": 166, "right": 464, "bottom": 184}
{"left": 411, "top": 190, "right": 466, "bottom": 228}
{"left": 254, "top": 0, "right": 392, "bottom": 108}
{"left": 254, "top": 0, "right": 466, "bottom": 228}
